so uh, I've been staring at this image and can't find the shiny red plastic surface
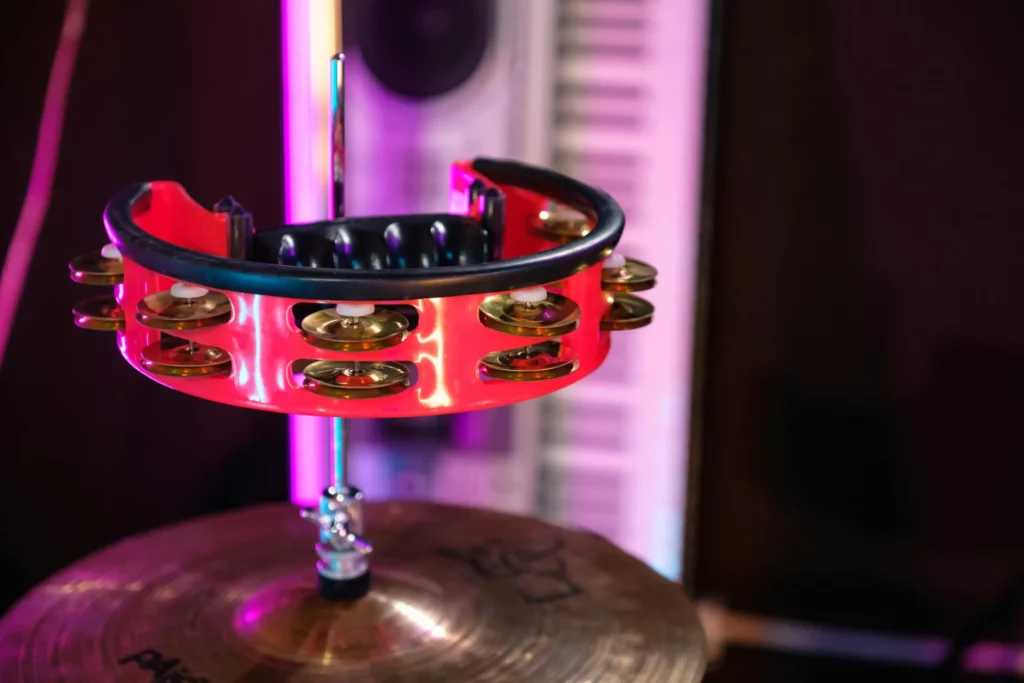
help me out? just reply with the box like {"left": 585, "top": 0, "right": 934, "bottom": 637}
{"left": 111, "top": 161, "right": 613, "bottom": 418}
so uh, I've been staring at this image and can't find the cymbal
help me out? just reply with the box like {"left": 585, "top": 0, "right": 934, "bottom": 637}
{"left": 0, "top": 502, "right": 705, "bottom": 682}
{"left": 303, "top": 360, "right": 410, "bottom": 399}
{"left": 528, "top": 206, "right": 592, "bottom": 243}
{"left": 72, "top": 293, "right": 125, "bottom": 331}
{"left": 601, "top": 293, "right": 655, "bottom": 331}
{"left": 479, "top": 340, "right": 578, "bottom": 381}
{"left": 136, "top": 288, "right": 232, "bottom": 330}
{"left": 478, "top": 291, "right": 581, "bottom": 337}
{"left": 68, "top": 245, "right": 124, "bottom": 285}
{"left": 601, "top": 257, "right": 657, "bottom": 293}
{"left": 140, "top": 337, "right": 232, "bottom": 377}
{"left": 300, "top": 307, "right": 408, "bottom": 352}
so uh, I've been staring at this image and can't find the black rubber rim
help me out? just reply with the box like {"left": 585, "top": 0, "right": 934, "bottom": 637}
{"left": 103, "top": 158, "right": 624, "bottom": 300}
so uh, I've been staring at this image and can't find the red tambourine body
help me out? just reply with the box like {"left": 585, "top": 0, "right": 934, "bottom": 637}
{"left": 98, "top": 159, "right": 633, "bottom": 419}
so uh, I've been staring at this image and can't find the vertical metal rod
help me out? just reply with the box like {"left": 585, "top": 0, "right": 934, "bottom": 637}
{"left": 330, "top": 415, "right": 347, "bottom": 491}
{"left": 329, "top": 53, "right": 345, "bottom": 221}
{"left": 186, "top": 297, "right": 196, "bottom": 355}
{"left": 328, "top": 52, "right": 349, "bottom": 493}
{"left": 330, "top": 52, "right": 362, "bottom": 377}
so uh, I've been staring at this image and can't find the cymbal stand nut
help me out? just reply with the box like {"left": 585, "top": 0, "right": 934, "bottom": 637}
{"left": 300, "top": 486, "right": 373, "bottom": 594}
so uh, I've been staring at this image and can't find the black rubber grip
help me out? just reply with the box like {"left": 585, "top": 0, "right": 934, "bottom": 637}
{"left": 103, "top": 157, "right": 624, "bottom": 300}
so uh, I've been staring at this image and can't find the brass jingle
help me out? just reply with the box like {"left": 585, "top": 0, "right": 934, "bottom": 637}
{"left": 68, "top": 248, "right": 124, "bottom": 285}
{"left": 602, "top": 258, "right": 658, "bottom": 293}
{"left": 300, "top": 308, "right": 408, "bottom": 352}
{"left": 479, "top": 340, "right": 578, "bottom": 382}
{"left": 527, "top": 206, "right": 593, "bottom": 244}
{"left": 478, "top": 292, "right": 581, "bottom": 338}
{"left": 72, "top": 293, "right": 125, "bottom": 332}
{"left": 137, "top": 290, "right": 232, "bottom": 330}
{"left": 601, "top": 293, "right": 655, "bottom": 331}
{"left": 140, "top": 338, "right": 231, "bottom": 377}
{"left": 302, "top": 360, "right": 409, "bottom": 400}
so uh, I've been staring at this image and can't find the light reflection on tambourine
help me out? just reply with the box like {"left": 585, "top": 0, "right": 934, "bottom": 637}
{"left": 70, "top": 158, "right": 656, "bottom": 418}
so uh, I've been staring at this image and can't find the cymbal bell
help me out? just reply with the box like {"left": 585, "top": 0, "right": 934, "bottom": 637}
{"left": 68, "top": 245, "right": 124, "bottom": 285}
{"left": 478, "top": 290, "right": 581, "bottom": 337}
{"left": 300, "top": 307, "right": 408, "bottom": 352}
{"left": 302, "top": 360, "right": 409, "bottom": 399}
{"left": 72, "top": 293, "right": 125, "bottom": 331}
{"left": 479, "top": 340, "right": 578, "bottom": 381}
{"left": 0, "top": 503, "right": 706, "bottom": 682}
{"left": 601, "top": 292, "right": 655, "bottom": 331}
{"left": 136, "top": 287, "right": 232, "bottom": 330}
{"left": 602, "top": 257, "right": 658, "bottom": 293}
{"left": 528, "top": 205, "right": 592, "bottom": 243}
{"left": 140, "top": 337, "right": 231, "bottom": 377}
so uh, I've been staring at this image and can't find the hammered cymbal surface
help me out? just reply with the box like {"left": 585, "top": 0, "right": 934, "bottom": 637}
{"left": 0, "top": 502, "right": 705, "bottom": 683}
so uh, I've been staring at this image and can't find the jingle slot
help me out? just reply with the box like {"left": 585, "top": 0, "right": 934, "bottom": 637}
{"left": 297, "top": 359, "right": 414, "bottom": 400}
{"left": 601, "top": 293, "right": 654, "bottom": 331}
{"left": 139, "top": 334, "right": 232, "bottom": 378}
{"left": 136, "top": 284, "right": 232, "bottom": 330}
{"left": 478, "top": 289, "right": 581, "bottom": 338}
{"left": 478, "top": 340, "right": 578, "bottom": 382}
{"left": 72, "top": 293, "right": 125, "bottom": 332}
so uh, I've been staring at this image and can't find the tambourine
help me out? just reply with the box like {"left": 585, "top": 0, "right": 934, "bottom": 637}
{"left": 69, "top": 158, "right": 656, "bottom": 418}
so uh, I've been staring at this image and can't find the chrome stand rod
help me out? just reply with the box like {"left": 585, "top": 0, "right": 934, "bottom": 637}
{"left": 299, "top": 51, "right": 371, "bottom": 601}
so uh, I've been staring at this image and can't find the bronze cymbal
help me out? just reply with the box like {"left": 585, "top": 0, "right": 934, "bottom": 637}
{"left": 300, "top": 308, "right": 408, "bottom": 352}
{"left": 140, "top": 337, "right": 231, "bottom": 377}
{"left": 478, "top": 291, "right": 581, "bottom": 337}
{"left": 479, "top": 340, "right": 578, "bottom": 381}
{"left": 602, "top": 257, "right": 658, "bottom": 293}
{"left": 601, "top": 293, "right": 655, "bottom": 331}
{"left": 68, "top": 245, "right": 124, "bottom": 285}
{"left": 302, "top": 360, "right": 410, "bottom": 399}
{"left": 72, "top": 293, "right": 125, "bottom": 331}
{"left": 0, "top": 502, "right": 706, "bottom": 682}
{"left": 528, "top": 205, "right": 592, "bottom": 243}
{"left": 137, "top": 288, "right": 232, "bottom": 330}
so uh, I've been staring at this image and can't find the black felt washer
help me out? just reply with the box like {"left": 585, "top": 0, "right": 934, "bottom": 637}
{"left": 318, "top": 569, "right": 372, "bottom": 602}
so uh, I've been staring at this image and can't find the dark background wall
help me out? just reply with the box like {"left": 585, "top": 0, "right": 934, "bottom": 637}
{"left": 0, "top": 2, "right": 289, "bottom": 613}
{"left": 691, "top": 0, "right": 1024, "bottom": 653}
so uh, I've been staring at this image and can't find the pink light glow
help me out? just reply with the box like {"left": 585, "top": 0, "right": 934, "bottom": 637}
{"left": 0, "top": 0, "right": 89, "bottom": 372}
{"left": 282, "top": 0, "right": 340, "bottom": 505}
